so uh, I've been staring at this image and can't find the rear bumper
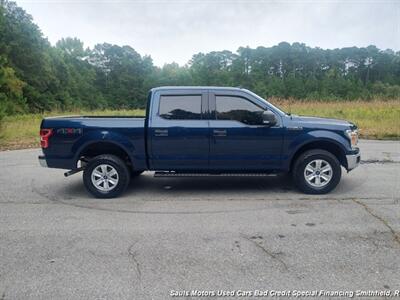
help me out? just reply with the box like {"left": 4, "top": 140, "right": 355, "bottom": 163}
{"left": 346, "top": 151, "right": 361, "bottom": 171}
{"left": 38, "top": 155, "right": 48, "bottom": 168}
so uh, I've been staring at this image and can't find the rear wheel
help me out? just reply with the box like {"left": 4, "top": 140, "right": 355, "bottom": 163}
{"left": 292, "top": 149, "right": 341, "bottom": 194}
{"left": 83, "top": 154, "right": 130, "bottom": 198}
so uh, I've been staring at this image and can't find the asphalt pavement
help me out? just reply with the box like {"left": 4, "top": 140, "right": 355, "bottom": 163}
{"left": 0, "top": 140, "right": 399, "bottom": 299}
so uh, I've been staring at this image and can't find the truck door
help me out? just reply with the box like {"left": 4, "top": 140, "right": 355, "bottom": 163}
{"left": 148, "top": 90, "right": 210, "bottom": 170}
{"left": 209, "top": 92, "right": 283, "bottom": 171}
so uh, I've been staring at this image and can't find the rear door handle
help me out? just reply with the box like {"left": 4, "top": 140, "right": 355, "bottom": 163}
{"left": 154, "top": 129, "right": 168, "bottom": 137}
{"left": 213, "top": 129, "right": 227, "bottom": 137}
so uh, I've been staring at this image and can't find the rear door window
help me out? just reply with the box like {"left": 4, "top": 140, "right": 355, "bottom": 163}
{"left": 159, "top": 95, "right": 202, "bottom": 120}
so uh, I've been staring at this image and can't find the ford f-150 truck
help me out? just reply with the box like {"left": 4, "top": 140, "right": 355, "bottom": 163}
{"left": 39, "top": 86, "right": 360, "bottom": 198}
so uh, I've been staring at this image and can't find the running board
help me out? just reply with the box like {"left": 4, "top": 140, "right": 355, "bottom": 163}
{"left": 154, "top": 171, "right": 277, "bottom": 178}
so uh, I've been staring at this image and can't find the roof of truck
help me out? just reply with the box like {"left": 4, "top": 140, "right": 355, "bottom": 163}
{"left": 151, "top": 86, "right": 246, "bottom": 92}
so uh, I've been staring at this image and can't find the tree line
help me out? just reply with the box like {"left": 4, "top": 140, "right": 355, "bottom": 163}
{"left": 1, "top": 0, "right": 400, "bottom": 117}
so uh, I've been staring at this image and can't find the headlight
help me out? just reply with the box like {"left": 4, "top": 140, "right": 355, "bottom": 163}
{"left": 345, "top": 129, "right": 358, "bottom": 149}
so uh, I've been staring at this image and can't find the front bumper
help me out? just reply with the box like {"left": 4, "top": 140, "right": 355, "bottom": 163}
{"left": 346, "top": 151, "right": 361, "bottom": 171}
{"left": 38, "top": 155, "right": 48, "bottom": 168}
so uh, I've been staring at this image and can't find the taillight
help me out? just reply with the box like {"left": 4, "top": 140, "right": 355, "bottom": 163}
{"left": 40, "top": 129, "right": 53, "bottom": 148}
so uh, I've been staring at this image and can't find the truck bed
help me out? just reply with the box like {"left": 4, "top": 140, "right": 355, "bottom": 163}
{"left": 41, "top": 116, "right": 147, "bottom": 170}
{"left": 44, "top": 115, "right": 145, "bottom": 119}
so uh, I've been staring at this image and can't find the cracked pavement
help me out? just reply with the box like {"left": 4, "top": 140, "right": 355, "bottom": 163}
{"left": 0, "top": 140, "right": 399, "bottom": 299}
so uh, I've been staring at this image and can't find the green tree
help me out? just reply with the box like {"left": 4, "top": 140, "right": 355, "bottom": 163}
{"left": 1, "top": 0, "right": 400, "bottom": 117}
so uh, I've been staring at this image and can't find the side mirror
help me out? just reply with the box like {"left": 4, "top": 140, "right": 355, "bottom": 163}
{"left": 262, "top": 110, "right": 277, "bottom": 126}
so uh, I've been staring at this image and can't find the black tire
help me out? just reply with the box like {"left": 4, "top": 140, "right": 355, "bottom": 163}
{"left": 131, "top": 170, "right": 144, "bottom": 177}
{"left": 83, "top": 154, "right": 130, "bottom": 198}
{"left": 292, "top": 149, "right": 341, "bottom": 194}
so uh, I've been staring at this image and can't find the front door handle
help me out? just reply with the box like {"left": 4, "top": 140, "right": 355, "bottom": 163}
{"left": 154, "top": 129, "right": 168, "bottom": 137}
{"left": 213, "top": 129, "right": 227, "bottom": 137}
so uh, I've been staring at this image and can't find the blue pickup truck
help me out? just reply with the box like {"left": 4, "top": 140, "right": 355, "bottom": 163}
{"left": 39, "top": 86, "right": 360, "bottom": 198}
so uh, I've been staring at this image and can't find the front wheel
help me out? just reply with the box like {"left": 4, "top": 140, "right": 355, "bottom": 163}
{"left": 83, "top": 154, "right": 130, "bottom": 198}
{"left": 292, "top": 149, "right": 341, "bottom": 194}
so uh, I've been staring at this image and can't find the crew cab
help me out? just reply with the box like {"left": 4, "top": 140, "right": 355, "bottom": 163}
{"left": 39, "top": 87, "right": 360, "bottom": 198}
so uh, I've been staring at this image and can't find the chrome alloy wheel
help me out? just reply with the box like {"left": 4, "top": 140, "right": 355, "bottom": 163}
{"left": 91, "top": 164, "right": 119, "bottom": 192}
{"left": 303, "top": 159, "right": 333, "bottom": 188}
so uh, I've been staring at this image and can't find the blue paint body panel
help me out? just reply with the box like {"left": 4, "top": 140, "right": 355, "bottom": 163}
{"left": 40, "top": 87, "right": 359, "bottom": 172}
{"left": 42, "top": 117, "right": 146, "bottom": 170}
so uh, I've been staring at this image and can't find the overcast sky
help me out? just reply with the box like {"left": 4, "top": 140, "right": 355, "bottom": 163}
{"left": 15, "top": 0, "right": 400, "bottom": 66}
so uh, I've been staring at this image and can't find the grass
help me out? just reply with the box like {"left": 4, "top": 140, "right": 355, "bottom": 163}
{"left": 0, "top": 100, "right": 399, "bottom": 150}
{"left": 269, "top": 98, "right": 400, "bottom": 140}
{"left": 0, "top": 109, "right": 145, "bottom": 150}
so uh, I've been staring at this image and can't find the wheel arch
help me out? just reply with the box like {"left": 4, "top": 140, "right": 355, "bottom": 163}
{"left": 289, "top": 139, "right": 348, "bottom": 171}
{"left": 75, "top": 140, "right": 134, "bottom": 169}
